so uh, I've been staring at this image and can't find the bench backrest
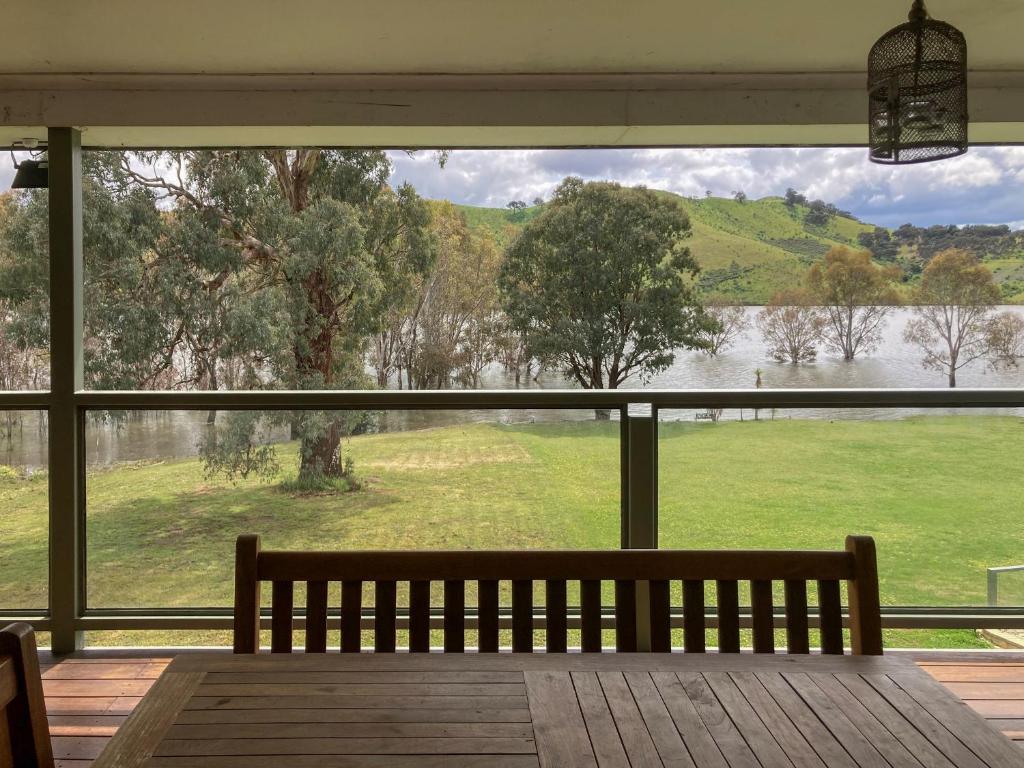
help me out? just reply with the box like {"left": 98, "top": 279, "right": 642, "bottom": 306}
{"left": 233, "top": 535, "right": 882, "bottom": 655}
{"left": 0, "top": 623, "right": 54, "bottom": 768}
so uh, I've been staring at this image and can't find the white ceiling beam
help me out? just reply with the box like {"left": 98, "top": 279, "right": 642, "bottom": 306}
{"left": 2, "top": 72, "right": 1023, "bottom": 147}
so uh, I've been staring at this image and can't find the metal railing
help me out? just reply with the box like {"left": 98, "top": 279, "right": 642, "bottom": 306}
{"left": 4, "top": 127, "right": 1024, "bottom": 652}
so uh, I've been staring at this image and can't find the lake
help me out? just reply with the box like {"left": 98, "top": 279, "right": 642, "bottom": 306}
{"left": 1, "top": 306, "right": 1021, "bottom": 469}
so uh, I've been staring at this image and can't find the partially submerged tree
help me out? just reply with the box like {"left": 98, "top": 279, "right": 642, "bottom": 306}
{"left": 696, "top": 296, "right": 749, "bottom": 356}
{"left": 988, "top": 311, "right": 1024, "bottom": 369}
{"left": 903, "top": 249, "right": 1001, "bottom": 388}
{"left": 499, "top": 177, "right": 712, "bottom": 413}
{"left": 807, "top": 246, "right": 901, "bottom": 361}
{"left": 757, "top": 289, "right": 825, "bottom": 364}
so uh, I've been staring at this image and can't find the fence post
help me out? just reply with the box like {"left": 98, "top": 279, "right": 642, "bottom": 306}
{"left": 48, "top": 127, "right": 86, "bottom": 653}
{"left": 624, "top": 409, "right": 658, "bottom": 651}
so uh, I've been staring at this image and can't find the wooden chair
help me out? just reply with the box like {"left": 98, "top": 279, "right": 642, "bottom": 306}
{"left": 0, "top": 623, "right": 54, "bottom": 768}
{"left": 234, "top": 534, "right": 882, "bottom": 656}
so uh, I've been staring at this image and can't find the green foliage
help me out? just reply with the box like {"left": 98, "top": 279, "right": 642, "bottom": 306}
{"left": 857, "top": 226, "right": 900, "bottom": 262}
{"left": 499, "top": 177, "right": 714, "bottom": 390}
{"left": 200, "top": 412, "right": 279, "bottom": 482}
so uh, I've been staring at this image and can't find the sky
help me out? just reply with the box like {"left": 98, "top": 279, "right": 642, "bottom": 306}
{"left": 4, "top": 146, "right": 1024, "bottom": 229}
{"left": 387, "top": 147, "right": 1024, "bottom": 230}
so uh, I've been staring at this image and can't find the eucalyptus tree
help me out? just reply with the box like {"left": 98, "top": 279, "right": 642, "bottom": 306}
{"left": 499, "top": 177, "right": 712, "bottom": 413}
{"left": 0, "top": 157, "right": 169, "bottom": 391}
{"left": 117, "top": 149, "right": 435, "bottom": 480}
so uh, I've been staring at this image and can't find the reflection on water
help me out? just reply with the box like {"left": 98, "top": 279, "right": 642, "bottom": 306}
{"left": 0, "top": 307, "right": 1020, "bottom": 469}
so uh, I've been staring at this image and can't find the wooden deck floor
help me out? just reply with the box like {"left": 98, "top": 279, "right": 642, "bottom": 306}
{"left": 39, "top": 650, "right": 1024, "bottom": 766}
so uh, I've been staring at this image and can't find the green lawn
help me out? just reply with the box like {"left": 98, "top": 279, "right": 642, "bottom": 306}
{"left": 2, "top": 415, "right": 1022, "bottom": 648}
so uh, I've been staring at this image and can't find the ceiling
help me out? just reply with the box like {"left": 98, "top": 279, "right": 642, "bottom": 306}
{"left": 4, "top": 0, "right": 1021, "bottom": 75}
{"left": 2, "top": 1, "right": 1022, "bottom": 147}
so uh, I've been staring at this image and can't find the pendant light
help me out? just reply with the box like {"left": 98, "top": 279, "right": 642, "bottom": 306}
{"left": 868, "top": 0, "right": 967, "bottom": 165}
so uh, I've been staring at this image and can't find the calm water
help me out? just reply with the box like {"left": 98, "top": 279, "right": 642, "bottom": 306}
{"left": 2, "top": 307, "right": 1021, "bottom": 469}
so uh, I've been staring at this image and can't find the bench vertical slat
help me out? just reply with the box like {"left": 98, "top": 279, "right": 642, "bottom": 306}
{"left": 716, "top": 580, "right": 740, "bottom": 653}
{"left": 270, "top": 581, "right": 293, "bottom": 654}
{"left": 614, "top": 580, "right": 637, "bottom": 652}
{"left": 683, "top": 579, "right": 706, "bottom": 653}
{"left": 751, "top": 579, "right": 775, "bottom": 654}
{"left": 512, "top": 580, "right": 533, "bottom": 653}
{"left": 648, "top": 579, "right": 671, "bottom": 653}
{"left": 341, "top": 580, "right": 362, "bottom": 653}
{"left": 305, "top": 580, "right": 328, "bottom": 654}
{"left": 784, "top": 580, "right": 810, "bottom": 654}
{"left": 409, "top": 580, "right": 431, "bottom": 653}
{"left": 233, "top": 534, "right": 261, "bottom": 653}
{"left": 818, "top": 579, "right": 844, "bottom": 655}
{"left": 375, "top": 581, "right": 397, "bottom": 653}
{"left": 478, "top": 580, "right": 500, "bottom": 653}
{"left": 443, "top": 580, "right": 465, "bottom": 653}
{"left": 545, "top": 580, "right": 568, "bottom": 653}
{"left": 847, "top": 535, "right": 883, "bottom": 655}
{"left": 580, "top": 580, "right": 602, "bottom": 653}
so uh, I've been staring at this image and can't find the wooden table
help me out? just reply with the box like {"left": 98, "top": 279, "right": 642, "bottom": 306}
{"left": 94, "top": 652, "right": 1024, "bottom": 767}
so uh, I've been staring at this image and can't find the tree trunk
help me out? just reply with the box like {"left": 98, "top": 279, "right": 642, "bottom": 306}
{"left": 949, "top": 369, "right": 957, "bottom": 388}
{"left": 293, "top": 268, "right": 347, "bottom": 480}
{"left": 299, "top": 416, "right": 343, "bottom": 478}
{"left": 206, "top": 362, "right": 218, "bottom": 425}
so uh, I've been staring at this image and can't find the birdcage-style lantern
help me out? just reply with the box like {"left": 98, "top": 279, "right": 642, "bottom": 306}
{"left": 868, "top": 0, "right": 967, "bottom": 165}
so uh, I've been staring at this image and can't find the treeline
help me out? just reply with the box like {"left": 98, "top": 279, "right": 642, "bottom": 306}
{"left": 783, "top": 188, "right": 856, "bottom": 228}
{"left": 858, "top": 223, "right": 1024, "bottom": 267}
{"left": 705, "top": 246, "right": 1024, "bottom": 388}
{"left": 0, "top": 156, "right": 713, "bottom": 486}
{"left": 1, "top": 158, "right": 1022, "bottom": 489}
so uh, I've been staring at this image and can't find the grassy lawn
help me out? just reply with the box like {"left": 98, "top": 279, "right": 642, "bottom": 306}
{"left": 2, "top": 415, "right": 1022, "bottom": 648}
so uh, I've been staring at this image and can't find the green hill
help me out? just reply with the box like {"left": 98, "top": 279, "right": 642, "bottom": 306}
{"left": 455, "top": 194, "right": 1024, "bottom": 304}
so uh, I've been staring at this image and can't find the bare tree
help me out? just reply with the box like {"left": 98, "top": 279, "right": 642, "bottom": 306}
{"left": 697, "top": 297, "right": 749, "bottom": 356}
{"left": 807, "top": 246, "right": 901, "bottom": 360}
{"left": 987, "top": 311, "right": 1024, "bottom": 370}
{"left": 903, "top": 249, "right": 1001, "bottom": 388}
{"left": 757, "top": 289, "right": 825, "bottom": 364}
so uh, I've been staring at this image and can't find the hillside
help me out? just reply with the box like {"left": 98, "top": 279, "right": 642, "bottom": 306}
{"left": 455, "top": 194, "right": 1024, "bottom": 304}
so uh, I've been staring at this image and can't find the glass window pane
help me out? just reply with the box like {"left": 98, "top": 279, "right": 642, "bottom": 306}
{"left": 659, "top": 407, "right": 1024, "bottom": 612}
{"left": 0, "top": 410, "right": 48, "bottom": 610}
{"left": 0, "top": 152, "right": 49, "bottom": 391}
{"left": 81, "top": 147, "right": 1024, "bottom": 392}
{"left": 86, "top": 408, "right": 619, "bottom": 610}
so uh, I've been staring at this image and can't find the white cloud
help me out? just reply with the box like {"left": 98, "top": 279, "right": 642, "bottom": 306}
{"left": 388, "top": 146, "right": 1024, "bottom": 229}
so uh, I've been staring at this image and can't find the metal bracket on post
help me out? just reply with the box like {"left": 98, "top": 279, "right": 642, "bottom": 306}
{"left": 48, "top": 127, "right": 85, "bottom": 653}
{"left": 623, "top": 408, "right": 658, "bottom": 651}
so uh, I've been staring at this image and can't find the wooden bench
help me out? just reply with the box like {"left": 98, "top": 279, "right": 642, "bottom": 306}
{"left": 233, "top": 534, "right": 882, "bottom": 655}
{"left": 0, "top": 623, "right": 54, "bottom": 768}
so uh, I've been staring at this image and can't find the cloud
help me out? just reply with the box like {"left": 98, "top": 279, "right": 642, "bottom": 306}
{"left": 388, "top": 147, "right": 1024, "bottom": 229}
